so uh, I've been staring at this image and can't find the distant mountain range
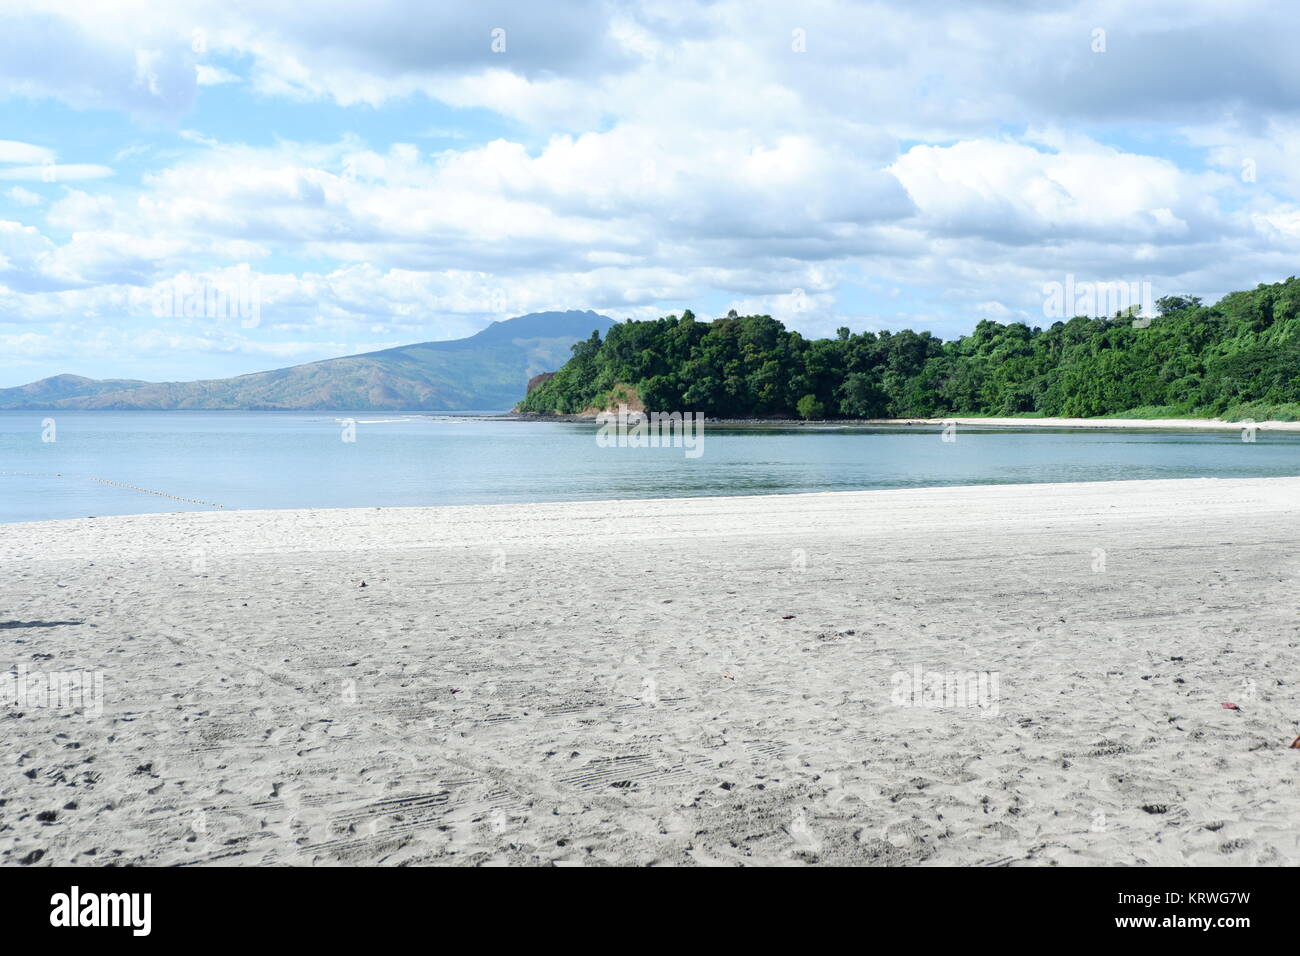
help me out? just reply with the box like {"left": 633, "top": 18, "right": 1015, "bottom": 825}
{"left": 0, "top": 310, "right": 615, "bottom": 411}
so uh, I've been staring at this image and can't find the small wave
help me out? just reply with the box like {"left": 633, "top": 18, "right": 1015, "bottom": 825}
{"left": 335, "top": 417, "right": 414, "bottom": 424}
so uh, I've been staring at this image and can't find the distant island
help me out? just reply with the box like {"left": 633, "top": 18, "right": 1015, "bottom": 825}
{"left": 0, "top": 310, "right": 614, "bottom": 411}
{"left": 519, "top": 278, "right": 1300, "bottom": 422}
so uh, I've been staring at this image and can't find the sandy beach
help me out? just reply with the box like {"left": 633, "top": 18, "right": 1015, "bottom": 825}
{"left": 3, "top": 477, "right": 1299, "bottom": 866}
{"left": 876, "top": 417, "right": 1300, "bottom": 432}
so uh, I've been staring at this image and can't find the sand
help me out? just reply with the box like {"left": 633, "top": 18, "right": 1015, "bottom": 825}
{"left": 876, "top": 416, "right": 1300, "bottom": 431}
{"left": 3, "top": 477, "right": 1299, "bottom": 867}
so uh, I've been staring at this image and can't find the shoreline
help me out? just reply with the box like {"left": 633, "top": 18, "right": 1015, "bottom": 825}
{"left": 7, "top": 407, "right": 1294, "bottom": 430}
{"left": 7, "top": 473, "right": 1299, "bottom": 532}
{"left": 871, "top": 415, "right": 1300, "bottom": 431}
{"left": 513, "top": 412, "right": 1300, "bottom": 430}
{"left": 5, "top": 476, "right": 1300, "bottom": 865}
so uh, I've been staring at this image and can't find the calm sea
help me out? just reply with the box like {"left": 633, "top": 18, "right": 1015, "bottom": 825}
{"left": 1, "top": 410, "right": 1297, "bottom": 523}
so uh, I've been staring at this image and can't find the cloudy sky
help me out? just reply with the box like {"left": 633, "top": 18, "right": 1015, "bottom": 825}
{"left": 2, "top": 0, "right": 1298, "bottom": 386}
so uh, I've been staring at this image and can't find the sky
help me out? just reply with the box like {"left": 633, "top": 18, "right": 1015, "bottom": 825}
{"left": 1, "top": 0, "right": 1299, "bottom": 387}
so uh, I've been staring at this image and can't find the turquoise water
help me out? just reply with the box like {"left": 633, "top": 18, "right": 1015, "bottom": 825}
{"left": 1, "top": 410, "right": 1298, "bottom": 523}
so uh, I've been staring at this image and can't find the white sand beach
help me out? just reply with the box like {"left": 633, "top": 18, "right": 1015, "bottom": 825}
{"left": 3, "top": 477, "right": 1299, "bottom": 866}
{"left": 877, "top": 417, "right": 1300, "bottom": 431}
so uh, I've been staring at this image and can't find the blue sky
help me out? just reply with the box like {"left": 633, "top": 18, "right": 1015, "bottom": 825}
{"left": 2, "top": 0, "right": 1299, "bottom": 386}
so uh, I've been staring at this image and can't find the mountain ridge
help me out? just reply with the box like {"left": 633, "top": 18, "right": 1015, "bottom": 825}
{"left": 1, "top": 310, "right": 615, "bottom": 411}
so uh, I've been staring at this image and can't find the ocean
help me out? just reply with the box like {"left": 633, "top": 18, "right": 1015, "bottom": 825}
{"left": 2, "top": 410, "right": 1298, "bottom": 523}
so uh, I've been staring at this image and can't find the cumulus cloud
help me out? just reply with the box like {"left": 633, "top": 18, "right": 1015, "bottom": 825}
{"left": 0, "top": 3, "right": 200, "bottom": 119}
{"left": 1, "top": 0, "right": 1300, "bottom": 383}
{"left": 889, "top": 137, "right": 1231, "bottom": 244}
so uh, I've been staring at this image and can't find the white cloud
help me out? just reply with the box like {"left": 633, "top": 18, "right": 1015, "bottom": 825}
{"left": 195, "top": 64, "right": 239, "bottom": 86}
{"left": 3, "top": 0, "right": 1300, "bottom": 383}
{"left": 1252, "top": 208, "right": 1300, "bottom": 239}
{"left": 889, "top": 138, "right": 1223, "bottom": 243}
{"left": 0, "top": 1, "right": 200, "bottom": 119}
{"left": 0, "top": 140, "right": 55, "bottom": 164}
{"left": 0, "top": 164, "right": 113, "bottom": 182}
{"left": 6, "top": 186, "right": 42, "bottom": 206}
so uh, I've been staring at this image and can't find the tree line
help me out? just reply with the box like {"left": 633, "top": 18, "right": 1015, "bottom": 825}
{"left": 518, "top": 277, "right": 1300, "bottom": 421}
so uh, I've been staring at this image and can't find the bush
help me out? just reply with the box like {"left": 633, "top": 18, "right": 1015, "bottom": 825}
{"left": 796, "top": 394, "right": 825, "bottom": 420}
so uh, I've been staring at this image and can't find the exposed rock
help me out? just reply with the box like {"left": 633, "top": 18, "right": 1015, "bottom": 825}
{"left": 526, "top": 372, "right": 556, "bottom": 394}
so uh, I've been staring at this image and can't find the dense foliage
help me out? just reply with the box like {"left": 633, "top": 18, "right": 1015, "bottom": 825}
{"left": 518, "top": 278, "right": 1300, "bottom": 420}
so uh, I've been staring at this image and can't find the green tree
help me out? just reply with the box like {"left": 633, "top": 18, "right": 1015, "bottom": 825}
{"left": 519, "top": 279, "right": 1300, "bottom": 422}
{"left": 796, "top": 394, "right": 825, "bottom": 419}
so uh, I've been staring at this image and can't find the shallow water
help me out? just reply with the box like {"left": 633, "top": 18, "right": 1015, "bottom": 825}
{"left": 1, "top": 410, "right": 1297, "bottom": 522}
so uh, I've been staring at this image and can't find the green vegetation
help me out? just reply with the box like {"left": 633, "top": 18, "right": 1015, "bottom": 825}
{"left": 518, "top": 279, "right": 1300, "bottom": 421}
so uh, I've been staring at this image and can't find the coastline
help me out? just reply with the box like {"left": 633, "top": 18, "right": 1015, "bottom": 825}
{"left": 7, "top": 407, "right": 1292, "bottom": 430}
{"left": 5, "top": 475, "right": 1299, "bottom": 865}
{"left": 513, "top": 411, "right": 1299, "bottom": 430}
{"left": 872, "top": 416, "right": 1300, "bottom": 431}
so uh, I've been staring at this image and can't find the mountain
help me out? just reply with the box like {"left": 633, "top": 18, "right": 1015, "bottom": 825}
{"left": 0, "top": 373, "right": 153, "bottom": 406}
{"left": 1, "top": 311, "right": 615, "bottom": 411}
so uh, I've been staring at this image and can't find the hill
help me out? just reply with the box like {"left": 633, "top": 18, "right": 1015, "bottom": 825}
{"left": 519, "top": 279, "right": 1300, "bottom": 421}
{"left": 1, "top": 310, "right": 615, "bottom": 411}
{"left": 0, "top": 373, "right": 153, "bottom": 406}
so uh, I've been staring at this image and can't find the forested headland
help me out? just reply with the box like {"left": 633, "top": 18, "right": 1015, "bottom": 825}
{"left": 518, "top": 277, "right": 1300, "bottom": 421}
